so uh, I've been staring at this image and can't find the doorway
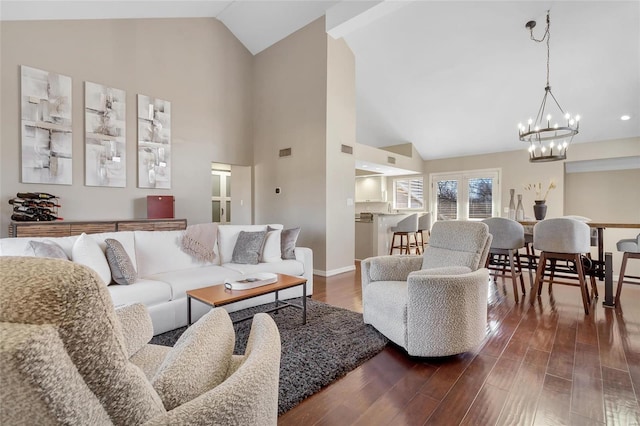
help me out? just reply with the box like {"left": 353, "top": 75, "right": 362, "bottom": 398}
{"left": 211, "top": 163, "right": 231, "bottom": 223}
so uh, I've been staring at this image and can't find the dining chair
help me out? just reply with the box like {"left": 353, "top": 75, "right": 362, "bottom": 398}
{"left": 482, "top": 217, "right": 527, "bottom": 303}
{"left": 615, "top": 233, "right": 640, "bottom": 305}
{"left": 533, "top": 218, "right": 598, "bottom": 314}
{"left": 389, "top": 214, "right": 420, "bottom": 255}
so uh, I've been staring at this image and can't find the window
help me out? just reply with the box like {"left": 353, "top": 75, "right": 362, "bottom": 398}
{"left": 393, "top": 177, "right": 424, "bottom": 209}
{"left": 430, "top": 169, "right": 501, "bottom": 221}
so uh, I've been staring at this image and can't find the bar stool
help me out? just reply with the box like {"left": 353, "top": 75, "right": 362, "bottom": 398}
{"left": 482, "top": 217, "right": 527, "bottom": 303}
{"left": 533, "top": 218, "right": 597, "bottom": 314}
{"left": 415, "top": 213, "right": 431, "bottom": 252}
{"left": 615, "top": 233, "right": 640, "bottom": 305}
{"left": 389, "top": 214, "right": 419, "bottom": 255}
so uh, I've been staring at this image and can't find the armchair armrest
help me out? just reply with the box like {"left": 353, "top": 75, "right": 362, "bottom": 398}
{"left": 361, "top": 255, "right": 423, "bottom": 290}
{"left": 114, "top": 303, "right": 153, "bottom": 358}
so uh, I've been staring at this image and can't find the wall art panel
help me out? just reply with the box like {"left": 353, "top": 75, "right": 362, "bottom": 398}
{"left": 137, "top": 94, "right": 171, "bottom": 189}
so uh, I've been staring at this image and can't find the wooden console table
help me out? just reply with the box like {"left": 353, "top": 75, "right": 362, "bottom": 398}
{"left": 8, "top": 218, "right": 187, "bottom": 238}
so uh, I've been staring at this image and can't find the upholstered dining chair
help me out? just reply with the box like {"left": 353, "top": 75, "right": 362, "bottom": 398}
{"left": 389, "top": 213, "right": 420, "bottom": 255}
{"left": 482, "top": 217, "right": 527, "bottom": 303}
{"left": 615, "top": 233, "right": 640, "bottom": 305}
{"left": 362, "top": 220, "right": 492, "bottom": 357}
{"left": 532, "top": 218, "right": 598, "bottom": 314}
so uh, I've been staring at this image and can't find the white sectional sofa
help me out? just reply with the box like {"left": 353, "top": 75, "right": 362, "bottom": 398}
{"left": 0, "top": 224, "right": 313, "bottom": 335}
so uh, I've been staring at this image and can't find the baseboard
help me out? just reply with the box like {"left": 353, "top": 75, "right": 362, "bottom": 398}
{"left": 313, "top": 265, "right": 356, "bottom": 277}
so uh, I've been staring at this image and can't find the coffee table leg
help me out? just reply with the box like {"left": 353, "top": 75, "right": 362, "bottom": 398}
{"left": 302, "top": 281, "right": 307, "bottom": 325}
{"left": 187, "top": 295, "right": 192, "bottom": 326}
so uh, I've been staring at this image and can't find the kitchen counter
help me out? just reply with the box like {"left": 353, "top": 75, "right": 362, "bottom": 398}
{"left": 355, "top": 213, "right": 421, "bottom": 259}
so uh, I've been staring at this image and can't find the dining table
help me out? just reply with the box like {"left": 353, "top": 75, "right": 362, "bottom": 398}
{"left": 519, "top": 221, "right": 640, "bottom": 308}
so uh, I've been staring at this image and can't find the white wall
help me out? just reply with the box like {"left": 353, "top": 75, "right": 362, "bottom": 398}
{"left": 230, "top": 165, "right": 253, "bottom": 225}
{"left": 0, "top": 18, "right": 253, "bottom": 236}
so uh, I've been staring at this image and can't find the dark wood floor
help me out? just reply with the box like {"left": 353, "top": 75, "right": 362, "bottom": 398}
{"left": 279, "top": 262, "right": 640, "bottom": 425}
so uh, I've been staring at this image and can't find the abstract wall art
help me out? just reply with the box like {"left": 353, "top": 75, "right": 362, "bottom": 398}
{"left": 85, "top": 82, "right": 126, "bottom": 187}
{"left": 20, "top": 65, "right": 73, "bottom": 185}
{"left": 137, "top": 94, "right": 171, "bottom": 189}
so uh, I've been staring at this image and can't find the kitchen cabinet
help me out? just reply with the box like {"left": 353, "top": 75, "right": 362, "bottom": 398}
{"left": 355, "top": 176, "right": 387, "bottom": 202}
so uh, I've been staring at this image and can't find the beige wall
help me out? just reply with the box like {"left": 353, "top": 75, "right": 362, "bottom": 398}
{"left": 0, "top": 18, "right": 253, "bottom": 236}
{"left": 325, "top": 35, "right": 356, "bottom": 274}
{"left": 252, "top": 18, "right": 329, "bottom": 271}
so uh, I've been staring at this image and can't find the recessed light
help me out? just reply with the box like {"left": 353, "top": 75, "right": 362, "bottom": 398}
{"left": 621, "top": 115, "right": 631, "bottom": 121}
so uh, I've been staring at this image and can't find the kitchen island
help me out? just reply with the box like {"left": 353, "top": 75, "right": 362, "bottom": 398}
{"left": 355, "top": 213, "right": 415, "bottom": 260}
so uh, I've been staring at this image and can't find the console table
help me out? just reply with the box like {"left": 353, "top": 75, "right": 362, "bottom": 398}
{"left": 8, "top": 218, "right": 187, "bottom": 238}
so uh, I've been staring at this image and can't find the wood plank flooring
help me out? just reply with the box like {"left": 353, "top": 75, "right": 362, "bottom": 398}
{"left": 278, "top": 262, "right": 640, "bottom": 425}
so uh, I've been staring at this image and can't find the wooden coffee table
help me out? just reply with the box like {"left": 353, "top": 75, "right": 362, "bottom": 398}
{"left": 186, "top": 273, "right": 308, "bottom": 325}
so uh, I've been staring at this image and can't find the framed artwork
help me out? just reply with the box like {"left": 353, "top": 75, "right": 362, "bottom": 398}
{"left": 85, "top": 82, "right": 126, "bottom": 187}
{"left": 20, "top": 65, "right": 72, "bottom": 185}
{"left": 137, "top": 94, "right": 171, "bottom": 188}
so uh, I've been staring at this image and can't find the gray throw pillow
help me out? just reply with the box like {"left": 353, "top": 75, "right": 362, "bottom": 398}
{"left": 281, "top": 227, "right": 301, "bottom": 260}
{"left": 105, "top": 238, "right": 138, "bottom": 285}
{"left": 29, "top": 240, "right": 68, "bottom": 260}
{"left": 231, "top": 230, "right": 267, "bottom": 264}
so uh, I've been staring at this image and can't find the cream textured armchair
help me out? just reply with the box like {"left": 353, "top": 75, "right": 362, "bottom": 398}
{"left": 0, "top": 257, "right": 281, "bottom": 426}
{"left": 361, "top": 221, "right": 492, "bottom": 357}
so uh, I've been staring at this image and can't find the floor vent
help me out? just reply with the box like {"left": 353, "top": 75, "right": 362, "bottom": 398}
{"left": 341, "top": 144, "right": 353, "bottom": 154}
{"left": 279, "top": 148, "right": 292, "bottom": 158}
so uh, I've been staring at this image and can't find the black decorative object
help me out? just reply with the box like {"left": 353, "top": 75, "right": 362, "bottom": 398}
{"left": 533, "top": 200, "right": 547, "bottom": 220}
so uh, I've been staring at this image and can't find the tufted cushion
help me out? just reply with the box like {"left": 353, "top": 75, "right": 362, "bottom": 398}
{"left": 29, "top": 240, "right": 69, "bottom": 259}
{"left": 482, "top": 217, "right": 525, "bottom": 250}
{"left": 422, "top": 221, "right": 491, "bottom": 271}
{"left": 0, "top": 257, "right": 166, "bottom": 424}
{"left": 0, "top": 322, "right": 111, "bottom": 425}
{"left": 281, "top": 227, "right": 301, "bottom": 260}
{"left": 105, "top": 238, "right": 138, "bottom": 285}
{"left": 231, "top": 230, "right": 268, "bottom": 265}
{"left": 152, "top": 308, "right": 235, "bottom": 410}
{"left": 72, "top": 233, "right": 112, "bottom": 285}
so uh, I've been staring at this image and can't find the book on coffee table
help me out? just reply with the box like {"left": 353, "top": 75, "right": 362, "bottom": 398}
{"left": 224, "top": 272, "right": 278, "bottom": 290}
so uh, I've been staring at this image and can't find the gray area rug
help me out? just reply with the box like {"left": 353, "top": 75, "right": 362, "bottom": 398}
{"left": 150, "top": 298, "right": 389, "bottom": 414}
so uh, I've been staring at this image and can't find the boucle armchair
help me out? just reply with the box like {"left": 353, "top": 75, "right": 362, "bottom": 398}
{"left": 0, "top": 257, "right": 281, "bottom": 426}
{"left": 361, "top": 221, "right": 492, "bottom": 357}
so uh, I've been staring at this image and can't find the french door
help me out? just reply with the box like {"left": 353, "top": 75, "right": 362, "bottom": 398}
{"left": 430, "top": 169, "right": 501, "bottom": 221}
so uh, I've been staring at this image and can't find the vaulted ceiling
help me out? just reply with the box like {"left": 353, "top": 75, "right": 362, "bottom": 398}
{"left": 2, "top": 1, "right": 638, "bottom": 161}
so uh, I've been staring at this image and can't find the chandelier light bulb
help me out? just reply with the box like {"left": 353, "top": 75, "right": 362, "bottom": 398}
{"left": 534, "top": 126, "right": 540, "bottom": 131}
{"left": 564, "top": 113, "right": 570, "bottom": 120}
{"left": 528, "top": 145, "right": 534, "bottom": 152}
{"left": 563, "top": 141, "right": 568, "bottom": 148}
{"left": 528, "top": 118, "right": 533, "bottom": 125}
{"left": 550, "top": 141, "right": 555, "bottom": 148}
{"left": 569, "top": 119, "right": 575, "bottom": 125}
{"left": 575, "top": 115, "right": 581, "bottom": 122}
{"left": 554, "top": 123, "right": 558, "bottom": 129}
{"left": 541, "top": 146, "right": 547, "bottom": 153}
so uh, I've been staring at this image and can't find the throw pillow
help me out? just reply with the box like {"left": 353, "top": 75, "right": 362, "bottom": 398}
{"left": 281, "top": 227, "right": 301, "bottom": 260}
{"left": 29, "top": 240, "right": 68, "bottom": 260}
{"left": 151, "top": 308, "right": 235, "bottom": 411}
{"left": 231, "top": 230, "right": 267, "bottom": 265}
{"left": 260, "top": 226, "right": 282, "bottom": 263}
{"left": 71, "top": 233, "right": 112, "bottom": 285}
{"left": 105, "top": 238, "right": 138, "bottom": 285}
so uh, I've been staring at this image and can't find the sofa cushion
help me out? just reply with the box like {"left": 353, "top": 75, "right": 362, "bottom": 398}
{"left": 106, "top": 238, "right": 138, "bottom": 285}
{"left": 147, "top": 266, "right": 241, "bottom": 301}
{"left": 281, "top": 227, "right": 301, "bottom": 260}
{"left": 134, "top": 230, "right": 219, "bottom": 277}
{"left": 0, "top": 235, "right": 77, "bottom": 258}
{"left": 362, "top": 281, "right": 408, "bottom": 348}
{"left": 30, "top": 240, "right": 69, "bottom": 259}
{"left": 231, "top": 230, "right": 267, "bottom": 265}
{"left": 222, "top": 259, "right": 304, "bottom": 277}
{"left": 72, "top": 233, "right": 112, "bottom": 285}
{"left": 152, "top": 308, "right": 235, "bottom": 410}
{"left": 261, "top": 228, "right": 282, "bottom": 263}
{"left": 217, "top": 224, "right": 283, "bottom": 264}
{"left": 108, "top": 279, "right": 173, "bottom": 307}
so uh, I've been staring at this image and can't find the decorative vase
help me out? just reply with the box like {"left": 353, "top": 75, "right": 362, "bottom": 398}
{"left": 508, "top": 189, "right": 516, "bottom": 220}
{"left": 516, "top": 194, "right": 524, "bottom": 221}
{"left": 533, "top": 200, "right": 547, "bottom": 220}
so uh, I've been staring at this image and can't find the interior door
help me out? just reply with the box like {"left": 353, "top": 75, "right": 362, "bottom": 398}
{"left": 211, "top": 170, "right": 231, "bottom": 223}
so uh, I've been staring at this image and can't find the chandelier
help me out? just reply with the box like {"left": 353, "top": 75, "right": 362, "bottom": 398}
{"left": 518, "top": 11, "right": 580, "bottom": 163}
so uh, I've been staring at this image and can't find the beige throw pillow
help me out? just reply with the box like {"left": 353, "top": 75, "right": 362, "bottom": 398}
{"left": 151, "top": 308, "right": 235, "bottom": 410}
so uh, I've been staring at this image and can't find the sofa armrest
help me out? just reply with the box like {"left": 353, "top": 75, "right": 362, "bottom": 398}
{"left": 114, "top": 303, "right": 154, "bottom": 358}
{"left": 361, "top": 255, "right": 423, "bottom": 290}
{"left": 294, "top": 246, "right": 314, "bottom": 295}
